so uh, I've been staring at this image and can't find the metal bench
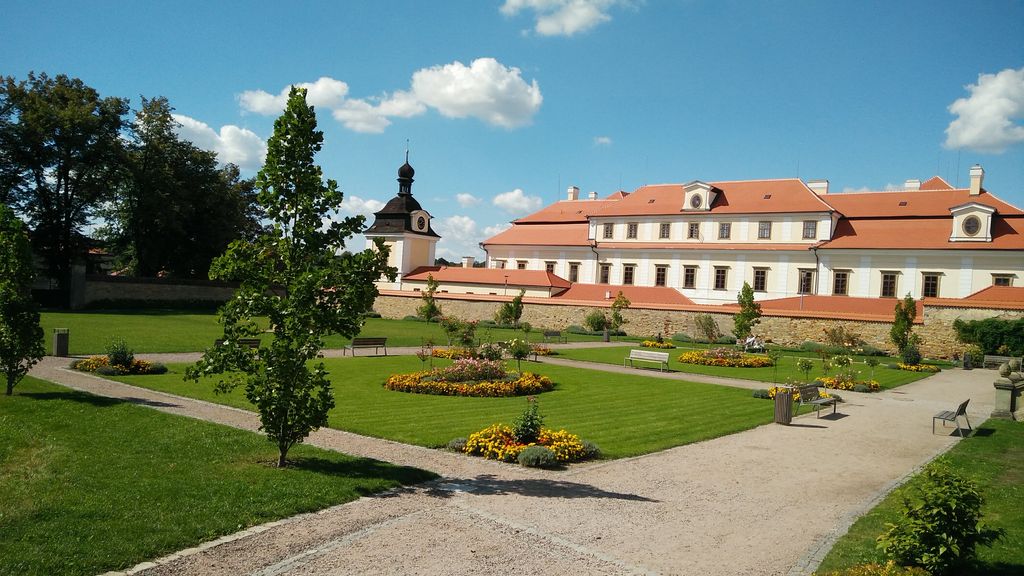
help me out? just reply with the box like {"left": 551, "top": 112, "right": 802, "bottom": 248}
{"left": 796, "top": 384, "right": 837, "bottom": 418}
{"left": 983, "top": 355, "right": 1015, "bottom": 369}
{"left": 933, "top": 398, "right": 972, "bottom": 437}
{"left": 543, "top": 330, "right": 567, "bottom": 343}
{"left": 624, "top": 349, "right": 670, "bottom": 371}
{"left": 214, "top": 338, "right": 261, "bottom": 349}
{"left": 344, "top": 337, "right": 388, "bottom": 356}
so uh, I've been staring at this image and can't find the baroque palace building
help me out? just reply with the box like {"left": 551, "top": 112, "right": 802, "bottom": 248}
{"left": 478, "top": 165, "right": 1023, "bottom": 305}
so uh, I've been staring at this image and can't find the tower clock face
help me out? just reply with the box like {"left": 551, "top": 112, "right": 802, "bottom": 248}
{"left": 417, "top": 216, "right": 426, "bottom": 230}
{"left": 690, "top": 194, "right": 703, "bottom": 209}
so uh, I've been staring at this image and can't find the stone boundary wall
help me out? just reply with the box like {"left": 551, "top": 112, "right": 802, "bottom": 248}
{"left": 80, "top": 275, "right": 238, "bottom": 308}
{"left": 374, "top": 293, "right": 1023, "bottom": 359}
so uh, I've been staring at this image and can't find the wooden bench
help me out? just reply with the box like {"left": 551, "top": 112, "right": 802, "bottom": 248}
{"left": 796, "top": 384, "right": 837, "bottom": 418}
{"left": 933, "top": 398, "right": 972, "bottom": 437}
{"left": 543, "top": 330, "right": 567, "bottom": 343}
{"left": 214, "top": 338, "right": 261, "bottom": 349}
{"left": 738, "top": 336, "right": 765, "bottom": 353}
{"left": 983, "top": 355, "right": 1015, "bottom": 369}
{"left": 344, "top": 337, "right": 388, "bottom": 356}
{"left": 624, "top": 349, "right": 670, "bottom": 371}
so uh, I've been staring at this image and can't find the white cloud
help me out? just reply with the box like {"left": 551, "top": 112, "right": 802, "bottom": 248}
{"left": 338, "top": 195, "right": 385, "bottom": 218}
{"left": 239, "top": 77, "right": 350, "bottom": 115}
{"left": 501, "top": 0, "right": 627, "bottom": 37}
{"left": 493, "top": 188, "right": 543, "bottom": 215}
{"left": 410, "top": 58, "right": 543, "bottom": 128}
{"left": 331, "top": 91, "right": 426, "bottom": 134}
{"left": 594, "top": 135, "right": 612, "bottom": 146}
{"left": 945, "top": 67, "right": 1024, "bottom": 153}
{"left": 484, "top": 223, "right": 513, "bottom": 237}
{"left": 172, "top": 114, "right": 267, "bottom": 171}
{"left": 435, "top": 215, "right": 482, "bottom": 260}
{"left": 456, "top": 193, "right": 481, "bottom": 208}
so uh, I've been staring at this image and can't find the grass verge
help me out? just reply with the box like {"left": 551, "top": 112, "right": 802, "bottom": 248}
{"left": 555, "top": 345, "right": 933, "bottom": 389}
{"left": 112, "top": 356, "right": 774, "bottom": 458}
{"left": 0, "top": 377, "right": 436, "bottom": 576}
{"left": 816, "top": 419, "right": 1024, "bottom": 575}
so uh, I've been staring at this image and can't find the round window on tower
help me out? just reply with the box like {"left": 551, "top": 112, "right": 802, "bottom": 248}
{"left": 962, "top": 215, "right": 981, "bottom": 236}
{"left": 690, "top": 194, "right": 703, "bottom": 209}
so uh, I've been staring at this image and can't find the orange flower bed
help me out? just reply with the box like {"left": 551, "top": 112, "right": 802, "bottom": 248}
{"left": 384, "top": 371, "right": 553, "bottom": 397}
{"left": 677, "top": 349, "right": 773, "bottom": 368}
{"left": 71, "top": 356, "right": 166, "bottom": 375}
{"left": 464, "top": 424, "right": 586, "bottom": 462}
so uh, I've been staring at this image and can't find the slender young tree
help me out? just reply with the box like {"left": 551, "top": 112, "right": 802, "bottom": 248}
{"left": 890, "top": 293, "right": 917, "bottom": 353}
{"left": 733, "top": 281, "right": 762, "bottom": 339}
{"left": 0, "top": 205, "right": 44, "bottom": 395}
{"left": 186, "top": 87, "right": 394, "bottom": 467}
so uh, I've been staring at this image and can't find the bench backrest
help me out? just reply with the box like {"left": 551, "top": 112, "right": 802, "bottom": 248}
{"left": 543, "top": 330, "right": 561, "bottom": 336}
{"left": 797, "top": 385, "right": 821, "bottom": 402}
{"left": 352, "top": 337, "right": 386, "bottom": 345}
{"left": 955, "top": 398, "right": 970, "bottom": 417}
{"left": 629, "top": 349, "right": 669, "bottom": 362}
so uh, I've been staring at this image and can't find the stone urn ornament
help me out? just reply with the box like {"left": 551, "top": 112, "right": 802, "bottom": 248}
{"left": 999, "top": 363, "right": 1011, "bottom": 378}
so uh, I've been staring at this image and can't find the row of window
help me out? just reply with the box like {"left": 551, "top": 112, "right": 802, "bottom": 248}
{"left": 602, "top": 220, "right": 818, "bottom": 241}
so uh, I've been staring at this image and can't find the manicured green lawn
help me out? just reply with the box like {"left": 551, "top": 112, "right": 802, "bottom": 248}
{"left": 816, "top": 419, "right": 1024, "bottom": 575}
{"left": 113, "top": 356, "right": 774, "bottom": 458}
{"left": 555, "top": 345, "right": 933, "bottom": 389}
{"left": 0, "top": 377, "right": 435, "bottom": 576}
{"left": 40, "top": 312, "right": 607, "bottom": 355}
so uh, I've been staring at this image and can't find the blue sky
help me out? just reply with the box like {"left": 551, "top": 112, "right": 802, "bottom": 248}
{"left": 4, "top": 0, "right": 1023, "bottom": 259}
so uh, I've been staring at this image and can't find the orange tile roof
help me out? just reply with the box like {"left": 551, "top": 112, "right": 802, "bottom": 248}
{"left": 598, "top": 242, "right": 814, "bottom": 252}
{"left": 481, "top": 223, "right": 591, "bottom": 246}
{"left": 403, "top": 266, "right": 571, "bottom": 289}
{"left": 924, "top": 286, "right": 1024, "bottom": 311}
{"left": 720, "top": 294, "right": 924, "bottom": 323}
{"left": 822, "top": 189, "right": 1023, "bottom": 217}
{"left": 554, "top": 284, "right": 695, "bottom": 306}
{"left": 919, "top": 176, "right": 954, "bottom": 190}
{"left": 605, "top": 190, "right": 630, "bottom": 199}
{"left": 513, "top": 199, "right": 615, "bottom": 223}
{"left": 821, "top": 216, "right": 1024, "bottom": 250}
{"left": 594, "top": 179, "right": 834, "bottom": 217}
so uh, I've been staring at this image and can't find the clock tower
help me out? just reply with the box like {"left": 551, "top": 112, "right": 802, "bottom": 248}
{"left": 364, "top": 157, "right": 440, "bottom": 289}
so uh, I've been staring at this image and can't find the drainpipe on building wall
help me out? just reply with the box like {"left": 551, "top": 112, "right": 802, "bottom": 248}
{"left": 811, "top": 245, "right": 821, "bottom": 295}
{"left": 589, "top": 240, "right": 600, "bottom": 284}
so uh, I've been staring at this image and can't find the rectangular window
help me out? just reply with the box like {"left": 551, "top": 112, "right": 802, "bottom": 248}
{"left": 833, "top": 271, "right": 849, "bottom": 296}
{"left": 627, "top": 222, "right": 638, "bottom": 239}
{"left": 494, "top": 260, "right": 506, "bottom": 269}
{"left": 714, "top": 267, "right": 728, "bottom": 290}
{"left": 993, "top": 274, "right": 1013, "bottom": 287}
{"left": 881, "top": 272, "right": 898, "bottom": 298}
{"left": 659, "top": 222, "right": 671, "bottom": 239}
{"left": 599, "top": 264, "right": 610, "bottom": 284}
{"left": 688, "top": 222, "right": 700, "bottom": 239}
{"left": 517, "top": 260, "right": 528, "bottom": 270}
{"left": 569, "top": 262, "right": 580, "bottom": 283}
{"left": 683, "top": 266, "right": 697, "bottom": 289}
{"left": 545, "top": 261, "right": 556, "bottom": 274}
{"left": 922, "top": 273, "right": 940, "bottom": 298}
{"left": 758, "top": 221, "right": 772, "bottom": 239}
{"left": 655, "top": 265, "right": 667, "bottom": 287}
{"left": 623, "top": 264, "right": 636, "bottom": 285}
{"left": 802, "top": 220, "right": 817, "bottom": 240}
{"left": 753, "top": 268, "right": 768, "bottom": 292}
{"left": 603, "top": 223, "right": 614, "bottom": 239}
{"left": 718, "top": 222, "right": 731, "bottom": 239}
{"left": 798, "top": 269, "right": 815, "bottom": 294}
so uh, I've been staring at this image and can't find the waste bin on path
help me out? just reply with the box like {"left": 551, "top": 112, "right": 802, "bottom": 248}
{"left": 774, "top": 387, "right": 793, "bottom": 425}
{"left": 53, "top": 328, "right": 69, "bottom": 357}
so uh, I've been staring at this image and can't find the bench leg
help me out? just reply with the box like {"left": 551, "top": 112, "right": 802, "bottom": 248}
{"left": 932, "top": 417, "right": 936, "bottom": 435}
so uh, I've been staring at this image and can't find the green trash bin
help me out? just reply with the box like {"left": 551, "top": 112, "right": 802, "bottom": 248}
{"left": 53, "top": 328, "right": 70, "bottom": 357}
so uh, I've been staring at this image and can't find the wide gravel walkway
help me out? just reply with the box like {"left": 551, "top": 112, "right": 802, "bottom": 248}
{"left": 29, "top": 351, "right": 995, "bottom": 576}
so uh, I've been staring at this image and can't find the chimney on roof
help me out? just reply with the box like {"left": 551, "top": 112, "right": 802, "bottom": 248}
{"left": 807, "top": 179, "right": 829, "bottom": 195}
{"left": 567, "top": 186, "right": 580, "bottom": 201}
{"left": 461, "top": 256, "right": 474, "bottom": 268}
{"left": 904, "top": 179, "right": 921, "bottom": 191}
{"left": 588, "top": 191, "right": 598, "bottom": 200}
{"left": 969, "top": 165, "right": 984, "bottom": 196}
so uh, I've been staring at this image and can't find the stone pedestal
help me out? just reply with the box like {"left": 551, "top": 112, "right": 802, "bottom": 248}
{"left": 992, "top": 368, "right": 1023, "bottom": 420}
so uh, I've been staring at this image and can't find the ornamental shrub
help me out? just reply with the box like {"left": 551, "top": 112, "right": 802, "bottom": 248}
{"left": 512, "top": 396, "right": 544, "bottom": 444}
{"left": 106, "top": 338, "right": 135, "bottom": 368}
{"left": 853, "top": 384, "right": 872, "bottom": 393}
{"left": 693, "top": 313, "right": 722, "bottom": 343}
{"left": 446, "top": 437, "right": 468, "bottom": 452}
{"left": 583, "top": 310, "right": 609, "bottom": 332}
{"left": 580, "top": 440, "right": 602, "bottom": 460}
{"left": 518, "top": 445, "right": 558, "bottom": 468}
{"left": 901, "top": 344, "right": 922, "bottom": 366}
{"left": 963, "top": 344, "right": 984, "bottom": 368}
{"left": 877, "top": 462, "right": 1003, "bottom": 575}
{"left": 476, "top": 342, "right": 504, "bottom": 361}
{"left": 752, "top": 389, "right": 771, "bottom": 399}
{"left": 672, "top": 332, "right": 693, "bottom": 343}
{"left": 952, "top": 317, "right": 1024, "bottom": 355}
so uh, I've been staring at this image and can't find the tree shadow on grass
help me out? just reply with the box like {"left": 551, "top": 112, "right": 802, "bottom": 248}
{"left": 977, "top": 561, "right": 1024, "bottom": 576}
{"left": 20, "top": 390, "right": 123, "bottom": 407}
{"left": 425, "top": 474, "right": 658, "bottom": 502}
{"left": 286, "top": 456, "right": 438, "bottom": 488}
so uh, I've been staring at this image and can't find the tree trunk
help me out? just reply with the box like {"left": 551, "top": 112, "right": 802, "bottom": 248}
{"left": 6, "top": 375, "right": 14, "bottom": 396}
{"left": 277, "top": 445, "right": 288, "bottom": 467}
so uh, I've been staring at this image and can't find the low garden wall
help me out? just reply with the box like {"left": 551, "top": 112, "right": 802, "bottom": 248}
{"left": 374, "top": 292, "right": 1023, "bottom": 359}
{"left": 78, "top": 275, "right": 238, "bottom": 308}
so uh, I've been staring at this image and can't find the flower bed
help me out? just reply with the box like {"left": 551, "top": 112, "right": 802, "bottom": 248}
{"left": 71, "top": 356, "right": 167, "bottom": 376}
{"left": 898, "top": 363, "right": 941, "bottom": 373}
{"left": 677, "top": 347, "right": 773, "bottom": 368}
{"left": 464, "top": 424, "right": 587, "bottom": 462}
{"left": 384, "top": 358, "right": 554, "bottom": 397}
{"left": 432, "top": 347, "right": 474, "bottom": 359}
{"left": 641, "top": 340, "right": 676, "bottom": 349}
{"left": 767, "top": 386, "right": 831, "bottom": 401}
{"left": 815, "top": 376, "right": 881, "bottom": 392}
{"left": 530, "top": 345, "right": 556, "bottom": 356}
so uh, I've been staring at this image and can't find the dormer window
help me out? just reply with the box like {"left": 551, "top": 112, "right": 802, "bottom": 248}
{"left": 949, "top": 202, "right": 995, "bottom": 242}
{"left": 682, "top": 180, "right": 716, "bottom": 211}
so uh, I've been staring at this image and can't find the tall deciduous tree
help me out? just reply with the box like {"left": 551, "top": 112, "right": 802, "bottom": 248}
{"left": 186, "top": 87, "right": 394, "bottom": 467}
{"left": 733, "top": 281, "right": 762, "bottom": 339}
{"left": 100, "top": 97, "right": 261, "bottom": 278}
{"left": 0, "top": 73, "right": 128, "bottom": 292}
{"left": 0, "top": 205, "right": 44, "bottom": 395}
{"left": 890, "top": 293, "right": 917, "bottom": 353}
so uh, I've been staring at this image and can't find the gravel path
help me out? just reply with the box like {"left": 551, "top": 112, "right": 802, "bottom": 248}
{"left": 29, "top": 353, "right": 994, "bottom": 576}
